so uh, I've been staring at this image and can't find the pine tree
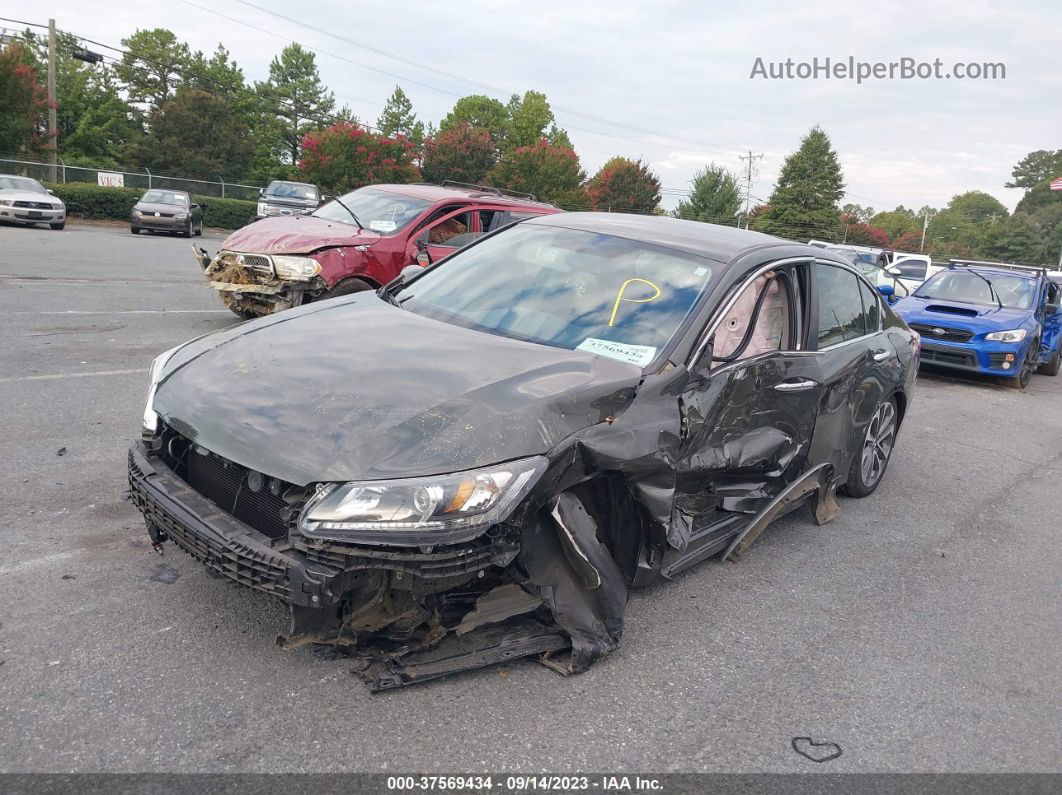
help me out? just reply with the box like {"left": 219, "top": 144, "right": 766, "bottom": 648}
{"left": 758, "top": 127, "right": 844, "bottom": 240}
{"left": 673, "top": 164, "right": 742, "bottom": 223}
{"left": 376, "top": 86, "right": 424, "bottom": 142}
{"left": 259, "top": 44, "right": 335, "bottom": 166}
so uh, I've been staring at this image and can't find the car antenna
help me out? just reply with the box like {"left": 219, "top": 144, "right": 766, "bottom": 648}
{"left": 328, "top": 194, "right": 364, "bottom": 230}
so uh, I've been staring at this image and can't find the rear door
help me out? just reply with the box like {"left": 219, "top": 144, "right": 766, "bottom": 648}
{"left": 804, "top": 261, "right": 892, "bottom": 480}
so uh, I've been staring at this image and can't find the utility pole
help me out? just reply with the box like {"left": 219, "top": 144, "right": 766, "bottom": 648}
{"left": 919, "top": 209, "right": 930, "bottom": 253}
{"left": 47, "top": 19, "right": 57, "bottom": 183}
{"left": 739, "top": 150, "right": 763, "bottom": 229}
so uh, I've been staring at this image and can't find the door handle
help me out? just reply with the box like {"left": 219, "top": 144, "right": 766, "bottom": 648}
{"left": 872, "top": 349, "right": 891, "bottom": 362}
{"left": 773, "top": 378, "right": 818, "bottom": 392}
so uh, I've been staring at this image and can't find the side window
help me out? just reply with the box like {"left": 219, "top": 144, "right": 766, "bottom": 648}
{"left": 712, "top": 268, "right": 795, "bottom": 366}
{"left": 858, "top": 278, "right": 881, "bottom": 333}
{"left": 815, "top": 263, "right": 866, "bottom": 348}
{"left": 418, "top": 209, "right": 473, "bottom": 248}
{"left": 896, "top": 260, "right": 928, "bottom": 280}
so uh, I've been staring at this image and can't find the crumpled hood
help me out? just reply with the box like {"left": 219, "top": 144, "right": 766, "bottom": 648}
{"left": 0, "top": 189, "right": 63, "bottom": 208}
{"left": 893, "top": 296, "right": 1031, "bottom": 330}
{"left": 153, "top": 294, "right": 642, "bottom": 485}
{"left": 219, "top": 215, "right": 380, "bottom": 255}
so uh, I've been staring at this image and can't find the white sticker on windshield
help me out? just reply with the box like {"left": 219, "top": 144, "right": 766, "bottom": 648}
{"left": 577, "top": 338, "right": 658, "bottom": 367}
{"left": 694, "top": 266, "right": 709, "bottom": 277}
{"left": 369, "top": 220, "right": 397, "bottom": 232}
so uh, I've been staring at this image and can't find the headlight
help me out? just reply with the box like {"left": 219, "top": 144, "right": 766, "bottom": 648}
{"left": 298, "top": 457, "right": 548, "bottom": 546}
{"left": 985, "top": 329, "right": 1027, "bottom": 342}
{"left": 132, "top": 208, "right": 143, "bottom": 216}
{"left": 257, "top": 202, "right": 268, "bottom": 216}
{"left": 0, "top": 199, "right": 12, "bottom": 207}
{"left": 142, "top": 345, "right": 182, "bottom": 433}
{"left": 175, "top": 212, "right": 188, "bottom": 220}
{"left": 272, "top": 255, "right": 321, "bottom": 281}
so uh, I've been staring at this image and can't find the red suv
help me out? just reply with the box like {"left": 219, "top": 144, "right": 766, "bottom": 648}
{"left": 198, "top": 182, "right": 560, "bottom": 317}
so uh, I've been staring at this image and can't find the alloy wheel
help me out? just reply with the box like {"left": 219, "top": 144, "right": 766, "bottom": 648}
{"left": 860, "top": 400, "right": 896, "bottom": 488}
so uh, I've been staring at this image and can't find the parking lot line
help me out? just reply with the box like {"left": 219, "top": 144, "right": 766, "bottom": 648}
{"left": 0, "top": 368, "right": 144, "bottom": 383}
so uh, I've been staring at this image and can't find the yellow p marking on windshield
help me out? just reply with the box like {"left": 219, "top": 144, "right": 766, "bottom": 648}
{"left": 608, "top": 278, "right": 661, "bottom": 326}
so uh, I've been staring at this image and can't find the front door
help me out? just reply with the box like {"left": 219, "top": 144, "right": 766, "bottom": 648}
{"left": 666, "top": 260, "right": 825, "bottom": 571}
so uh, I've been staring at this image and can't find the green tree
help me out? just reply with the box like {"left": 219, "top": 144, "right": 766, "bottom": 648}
{"left": 1015, "top": 177, "right": 1062, "bottom": 214}
{"left": 586, "top": 157, "right": 661, "bottom": 213}
{"left": 673, "top": 164, "right": 742, "bottom": 223}
{"left": 486, "top": 139, "right": 586, "bottom": 205}
{"left": 114, "top": 29, "right": 192, "bottom": 113}
{"left": 840, "top": 202, "right": 874, "bottom": 223}
{"left": 869, "top": 209, "right": 920, "bottom": 241}
{"left": 1005, "top": 149, "right": 1062, "bottom": 190}
{"left": 507, "top": 90, "right": 554, "bottom": 149}
{"left": 421, "top": 123, "right": 497, "bottom": 185}
{"left": 438, "top": 95, "right": 509, "bottom": 146}
{"left": 126, "top": 87, "right": 252, "bottom": 180}
{"left": 376, "top": 86, "right": 424, "bottom": 143}
{"left": 260, "top": 44, "right": 336, "bottom": 166}
{"left": 298, "top": 122, "right": 419, "bottom": 194}
{"left": 948, "top": 191, "right": 1009, "bottom": 225}
{"left": 758, "top": 126, "right": 844, "bottom": 240}
{"left": 0, "top": 41, "right": 48, "bottom": 156}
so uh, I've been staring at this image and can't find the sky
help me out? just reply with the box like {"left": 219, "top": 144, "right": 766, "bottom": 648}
{"left": 4, "top": 0, "right": 1059, "bottom": 216}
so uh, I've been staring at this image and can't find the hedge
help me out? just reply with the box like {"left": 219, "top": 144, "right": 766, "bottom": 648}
{"left": 44, "top": 182, "right": 256, "bottom": 230}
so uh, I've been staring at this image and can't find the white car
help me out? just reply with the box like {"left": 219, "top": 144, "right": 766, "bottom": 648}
{"left": 0, "top": 175, "right": 66, "bottom": 230}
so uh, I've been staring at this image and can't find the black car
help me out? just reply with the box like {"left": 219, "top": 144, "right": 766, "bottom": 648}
{"left": 128, "top": 213, "right": 918, "bottom": 690}
{"left": 254, "top": 180, "right": 322, "bottom": 222}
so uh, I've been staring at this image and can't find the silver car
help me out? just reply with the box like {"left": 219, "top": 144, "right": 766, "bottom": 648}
{"left": 0, "top": 175, "right": 66, "bottom": 230}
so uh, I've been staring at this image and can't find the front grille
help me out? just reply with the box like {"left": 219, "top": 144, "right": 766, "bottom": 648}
{"left": 128, "top": 450, "right": 292, "bottom": 599}
{"left": 909, "top": 323, "right": 974, "bottom": 343}
{"left": 13, "top": 200, "right": 53, "bottom": 209}
{"left": 920, "top": 347, "right": 976, "bottom": 367}
{"left": 182, "top": 448, "right": 295, "bottom": 540}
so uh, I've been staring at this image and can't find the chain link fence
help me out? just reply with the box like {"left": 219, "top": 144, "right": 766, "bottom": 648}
{"left": 0, "top": 156, "right": 263, "bottom": 201}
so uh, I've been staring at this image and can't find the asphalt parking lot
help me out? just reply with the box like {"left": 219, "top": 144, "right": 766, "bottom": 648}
{"left": 1, "top": 221, "right": 1060, "bottom": 774}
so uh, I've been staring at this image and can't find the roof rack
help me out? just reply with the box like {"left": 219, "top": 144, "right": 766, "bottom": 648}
{"left": 948, "top": 258, "right": 1047, "bottom": 276}
{"left": 440, "top": 180, "right": 539, "bottom": 203}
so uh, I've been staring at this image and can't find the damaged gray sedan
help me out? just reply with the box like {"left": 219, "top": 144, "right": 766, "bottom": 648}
{"left": 128, "top": 213, "right": 917, "bottom": 690}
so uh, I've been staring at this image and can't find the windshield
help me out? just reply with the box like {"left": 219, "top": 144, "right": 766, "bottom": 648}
{"left": 266, "top": 181, "right": 318, "bottom": 200}
{"left": 0, "top": 176, "right": 46, "bottom": 193}
{"left": 914, "top": 270, "right": 1035, "bottom": 309}
{"left": 141, "top": 190, "right": 188, "bottom": 206}
{"left": 400, "top": 224, "right": 715, "bottom": 367}
{"left": 313, "top": 187, "right": 431, "bottom": 232}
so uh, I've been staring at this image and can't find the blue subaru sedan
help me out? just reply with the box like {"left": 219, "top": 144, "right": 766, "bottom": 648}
{"left": 892, "top": 261, "right": 1062, "bottom": 389}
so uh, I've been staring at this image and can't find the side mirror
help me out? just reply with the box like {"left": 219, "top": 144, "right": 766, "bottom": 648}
{"left": 886, "top": 266, "right": 902, "bottom": 277}
{"left": 258, "top": 188, "right": 264, "bottom": 197}
{"left": 47, "top": 188, "right": 55, "bottom": 195}
{"left": 399, "top": 263, "right": 422, "bottom": 282}
{"left": 877, "top": 284, "right": 896, "bottom": 300}
{"left": 414, "top": 238, "right": 433, "bottom": 267}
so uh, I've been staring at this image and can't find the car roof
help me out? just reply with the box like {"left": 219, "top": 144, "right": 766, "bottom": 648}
{"left": 370, "top": 183, "right": 557, "bottom": 209}
{"left": 948, "top": 265, "right": 1039, "bottom": 281}
{"left": 524, "top": 212, "right": 799, "bottom": 263}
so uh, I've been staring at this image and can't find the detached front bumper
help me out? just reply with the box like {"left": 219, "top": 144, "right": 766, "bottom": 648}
{"left": 918, "top": 339, "right": 1028, "bottom": 377}
{"left": 128, "top": 442, "right": 340, "bottom": 607}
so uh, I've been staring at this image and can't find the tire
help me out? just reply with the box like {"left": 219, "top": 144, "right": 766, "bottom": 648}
{"left": 50, "top": 221, "right": 65, "bottom": 230}
{"left": 130, "top": 226, "right": 140, "bottom": 235}
{"left": 181, "top": 222, "right": 193, "bottom": 238}
{"left": 1036, "top": 346, "right": 1061, "bottom": 377}
{"left": 322, "top": 277, "right": 373, "bottom": 301}
{"left": 194, "top": 220, "right": 203, "bottom": 236}
{"left": 840, "top": 395, "right": 898, "bottom": 498}
{"left": 1006, "top": 347, "right": 1035, "bottom": 389}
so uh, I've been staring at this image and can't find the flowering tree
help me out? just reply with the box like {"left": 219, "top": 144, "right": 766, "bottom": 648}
{"left": 0, "top": 42, "right": 50, "bottom": 157}
{"left": 486, "top": 139, "right": 585, "bottom": 205}
{"left": 421, "top": 123, "right": 497, "bottom": 185}
{"left": 297, "top": 122, "right": 419, "bottom": 194}
{"left": 586, "top": 157, "right": 661, "bottom": 213}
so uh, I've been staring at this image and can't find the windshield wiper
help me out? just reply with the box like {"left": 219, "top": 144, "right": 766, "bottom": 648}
{"left": 328, "top": 195, "right": 364, "bottom": 230}
{"left": 966, "top": 270, "right": 1004, "bottom": 309}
